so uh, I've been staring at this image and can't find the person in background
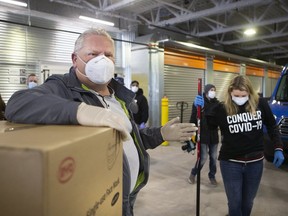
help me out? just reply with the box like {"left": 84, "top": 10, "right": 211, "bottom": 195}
{"left": 130, "top": 80, "right": 149, "bottom": 129}
{"left": 188, "top": 84, "right": 220, "bottom": 186}
{"left": 27, "top": 73, "right": 38, "bottom": 89}
{"left": 195, "top": 75, "right": 284, "bottom": 216}
{"left": 5, "top": 28, "right": 198, "bottom": 216}
{"left": 0, "top": 94, "right": 6, "bottom": 120}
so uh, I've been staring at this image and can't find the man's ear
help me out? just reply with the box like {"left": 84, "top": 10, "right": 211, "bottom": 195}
{"left": 72, "top": 53, "right": 77, "bottom": 67}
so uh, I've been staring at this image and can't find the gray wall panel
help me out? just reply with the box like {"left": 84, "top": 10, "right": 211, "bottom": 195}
{"left": 247, "top": 75, "right": 263, "bottom": 95}
{"left": 213, "top": 71, "right": 238, "bottom": 102}
{"left": 266, "top": 77, "right": 279, "bottom": 98}
{"left": 0, "top": 22, "right": 122, "bottom": 104}
{"left": 164, "top": 65, "right": 204, "bottom": 123}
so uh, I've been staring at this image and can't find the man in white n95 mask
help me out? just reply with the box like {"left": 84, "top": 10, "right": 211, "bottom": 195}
{"left": 5, "top": 28, "right": 198, "bottom": 216}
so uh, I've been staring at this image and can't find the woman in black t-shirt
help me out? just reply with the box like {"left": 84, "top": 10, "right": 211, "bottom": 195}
{"left": 195, "top": 75, "right": 284, "bottom": 216}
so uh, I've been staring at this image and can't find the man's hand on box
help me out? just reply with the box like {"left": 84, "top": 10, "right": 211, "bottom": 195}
{"left": 77, "top": 103, "right": 129, "bottom": 141}
{"left": 160, "top": 117, "right": 198, "bottom": 141}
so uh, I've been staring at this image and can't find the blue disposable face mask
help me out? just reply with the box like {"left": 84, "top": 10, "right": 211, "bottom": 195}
{"left": 28, "top": 82, "right": 38, "bottom": 89}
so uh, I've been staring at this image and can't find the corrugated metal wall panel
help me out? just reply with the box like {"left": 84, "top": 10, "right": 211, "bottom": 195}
{"left": 0, "top": 64, "right": 39, "bottom": 103}
{"left": 26, "top": 27, "right": 77, "bottom": 64}
{"left": 266, "top": 77, "right": 278, "bottom": 97}
{"left": 247, "top": 75, "right": 263, "bottom": 95}
{"left": 213, "top": 71, "right": 238, "bottom": 102}
{"left": 164, "top": 65, "right": 204, "bottom": 123}
{"left": 0, "top": 21, "right": 122, "bottom": 103}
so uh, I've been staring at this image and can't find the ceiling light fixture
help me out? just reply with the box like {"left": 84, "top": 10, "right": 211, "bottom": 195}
{"left": 244, "top": 28, "right": 256, "bottom": 36}
{"left": 0, "top": 0, "right": 27, "bottom": 7}
{"left": 79, "top": 16, "right": 114, "bottom": 27}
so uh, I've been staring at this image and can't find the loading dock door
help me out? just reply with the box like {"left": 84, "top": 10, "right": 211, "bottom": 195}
{"left": 164, "top": 65, "right": 204, "bottom": 123}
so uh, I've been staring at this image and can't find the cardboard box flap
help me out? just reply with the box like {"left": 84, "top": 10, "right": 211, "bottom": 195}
{"left": 0, "top": 122, "right": 118, "bottom": 151}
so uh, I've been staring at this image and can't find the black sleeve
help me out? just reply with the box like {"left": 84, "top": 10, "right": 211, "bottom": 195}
{"left": 260, "top": 98, "right": 283, "bottom": 149}
{"left": 140, "top": 127, "right": 164, "bottom": 149}
{"left": 189, "top": 103, "right": 197, "bottom": 124}
{"left": 0, "top": 94, "right": 5, "bottom": 111}
{"left": 5, "top": 76, "right": 79, "bottom": 125}
{"left": 204, "top": 102, "right": 220, "bottom": 129}
{"left": 139, "top": 95, "right": 149, "bottom": 123}
{"left": 0, "top": 94, "right": 6, "bottom": 120}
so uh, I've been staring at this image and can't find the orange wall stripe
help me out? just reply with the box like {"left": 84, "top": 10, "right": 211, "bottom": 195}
{"left": 268, "top": 70, "right": 281, "bottom": 78}
{"left": 246, "top": 66, "right": 264, "bottom": 76}
{"left": 213, "top": 60, "right": 240, "bottom": 73}
{"left": 164, "top": 52, "right": 205, "bottom": 69}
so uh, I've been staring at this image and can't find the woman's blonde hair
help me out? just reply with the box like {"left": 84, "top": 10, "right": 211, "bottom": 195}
{"left": 224, "top": 75, "right": 259, "bottom": 115}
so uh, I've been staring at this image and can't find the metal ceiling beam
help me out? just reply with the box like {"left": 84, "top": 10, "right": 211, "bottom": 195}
{"left": 274, "top": 54, "right": 288, "bottom": 59}
{"left": 242, "top": 41, "right": 288, "bottom": 50}
{"left": 50, "top": 0, "right": 140, "bottom": 23}
{"left": 154, "top": 0, "right": 191, "bottom": 13}
{"left": 222, "top": 31, "right": 288, "bottom": 45}
{"left": 262, "top": 49, "right": 288, "bottom": 55}
{"left": 103, "top": 0, "right": 142, "bottom": 11}
{"left": 0, "top": 6, "right": 121, "bottom": 33}
{"left": 196, "top": 16, "right": 288, "bottom": 37}
{"left": 154, "top": 0, "right": 271, "bottom": 26}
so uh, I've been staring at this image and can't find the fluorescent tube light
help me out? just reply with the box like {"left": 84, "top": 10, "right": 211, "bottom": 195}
{"left": 0, "top": 0, "right": 27, "bottom": 7}
{"left": 79, "top": 16, "right": 114, "bottom": 27}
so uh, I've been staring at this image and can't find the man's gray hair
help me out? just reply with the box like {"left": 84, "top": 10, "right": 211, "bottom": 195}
{"left": 74, "top": 28, "right": 114, "bottom": 53}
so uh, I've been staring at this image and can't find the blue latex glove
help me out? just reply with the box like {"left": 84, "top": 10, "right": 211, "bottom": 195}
{"left": 194, "top": 95, "right": 204, "bottom": 108}
{"left": 273, "top": 150, "right": 284, "bottom": 168}
{"left": 139, "top": 122, "right": 146, "bottom": 129}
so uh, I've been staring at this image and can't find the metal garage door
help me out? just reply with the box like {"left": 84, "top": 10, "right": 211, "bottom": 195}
{"left": 247, "top": 75, "right": 263, "bottom": 95}
{"left": 164, "top": 65, "right": 204, "bottom": 123}
{"left": 213, "top": 71, "right": 238, "bottom": 102}
{"left": 266, "top": 77, "right": 279, "bottom": 97}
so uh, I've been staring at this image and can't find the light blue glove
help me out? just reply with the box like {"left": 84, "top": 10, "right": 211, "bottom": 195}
{"left": 194, "top": 95, "right": 204, "bottom": 108}
{"left": 273, "top": 150, "right": 284, "bottom": 168}
{"left": 139, "top": 122, "right": 146, "bottom": 129}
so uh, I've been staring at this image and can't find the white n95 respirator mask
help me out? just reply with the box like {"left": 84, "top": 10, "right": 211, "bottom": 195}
{"left": 78, "top": 54, "right": 115, "bottom": 84}
{"left": 131, "top": 86, "right": 138, "bottom": 93}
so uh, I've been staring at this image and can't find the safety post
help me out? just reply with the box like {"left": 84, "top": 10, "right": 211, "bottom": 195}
{"left": 161, "top": 96, "right": 169, "bottom": 146}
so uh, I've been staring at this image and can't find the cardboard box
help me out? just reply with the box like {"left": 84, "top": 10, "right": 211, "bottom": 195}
{"left": 0, "top": 121, "right": 122, "bottom": 216}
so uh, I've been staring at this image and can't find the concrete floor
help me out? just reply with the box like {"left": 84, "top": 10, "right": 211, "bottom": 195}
{"left": 134, "top": 142, "right": 288, "bottom": 216}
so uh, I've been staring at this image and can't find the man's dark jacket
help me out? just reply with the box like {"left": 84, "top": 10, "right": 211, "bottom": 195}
{"left": 5, "top": 67, "right": 164, "bottom": 216}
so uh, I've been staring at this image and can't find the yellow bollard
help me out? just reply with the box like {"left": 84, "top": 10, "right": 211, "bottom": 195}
{"left": 161, "top": 96, "right": 169, "bottom": 146}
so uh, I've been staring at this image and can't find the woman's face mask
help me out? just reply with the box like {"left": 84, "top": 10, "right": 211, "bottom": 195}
{"left": 231, "top": 95, "right": 249, "bottom": 106}
{"left": 78, "top": 54, "right": 114, "bottom": 84}
{"left": 231, "top": 89, "right": 249, "bottom": 106}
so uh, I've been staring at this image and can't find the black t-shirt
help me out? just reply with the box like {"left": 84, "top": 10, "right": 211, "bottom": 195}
{"left": 205, "top": 98, "right": 282, "bottom": 160}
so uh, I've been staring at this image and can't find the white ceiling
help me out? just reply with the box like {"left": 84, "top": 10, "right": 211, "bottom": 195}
{"left": 1, "top": 0, "right": 288, "bottom": 66}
